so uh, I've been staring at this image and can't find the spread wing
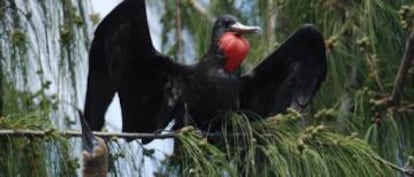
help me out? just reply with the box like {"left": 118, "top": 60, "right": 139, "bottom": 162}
{"left": 84, "top": 0, "right": 176, "bottom": 143}
{"left": 240, "top": 25, "right": 327, "bottom": 117}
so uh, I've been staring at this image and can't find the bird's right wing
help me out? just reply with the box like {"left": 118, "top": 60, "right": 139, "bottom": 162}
{"left": 240, "top": 25, "right": 327, "bottom": 117}
{"left": 84, "top": 0, "right": 178, "bottom": 142}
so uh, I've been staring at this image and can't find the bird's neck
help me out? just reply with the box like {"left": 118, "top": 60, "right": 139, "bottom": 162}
{"left": 199, "top": 47, "right": 228, "bottom": 73}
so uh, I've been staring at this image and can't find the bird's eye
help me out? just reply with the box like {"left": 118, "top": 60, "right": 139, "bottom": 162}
{"left": 223, "top": 19, "right": 232, "bottom": 26}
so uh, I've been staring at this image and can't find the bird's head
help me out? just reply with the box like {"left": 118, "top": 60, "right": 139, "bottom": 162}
{"left": 212, "top": 15, "right": 262, "bottom": 73}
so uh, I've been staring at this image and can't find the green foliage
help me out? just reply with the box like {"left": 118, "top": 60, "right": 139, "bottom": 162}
{"left": 156, "top": 0, "right": 414, "bottom": 176}
{"left": 0, "top": 0, "right": 91, "bottom": 176}
{"left": 0, "top": 73, "right": 76, "bottom": 176}
{"left": 1, "top": 0, "right": 414, "bottom": 176}
{"left": 162, "top": 126, "right": 234, "bottom": 177}
{"left": 159, "top": 112, "right": 394, "bottom": 177}
{"left": 0, "top": 113, "right": 79, "bottom": 177}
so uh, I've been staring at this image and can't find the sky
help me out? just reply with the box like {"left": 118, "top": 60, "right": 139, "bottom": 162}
{"left": 90, "top": 0, "right": 120, "bottom": 17}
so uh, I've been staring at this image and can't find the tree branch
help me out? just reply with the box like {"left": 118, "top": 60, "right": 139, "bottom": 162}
{"left": 175, "top": 0, "right": 185, "bottom": 64}
{"left": 0, "top": 129, "right": 270, "bottom": 140}
{"left": 0, "top": 129, "right": 176, "bottom": 139}
{"left": 1, "top": 130, "right": 413, "bottom": 176}
{"left": 373, "top": 155, "right": 414, "bottom": 177}
{"left": 188, "top": 0, "right": 215, "bottom": 23}
{"left": 266, "top": 1, "right": 277, "bottom": 46}
{"left": 388, "top": 31, "right": 414, "bottom": 106}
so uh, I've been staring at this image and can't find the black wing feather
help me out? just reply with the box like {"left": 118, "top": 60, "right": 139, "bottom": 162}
{"left": 84, "top": 0, "right": 175, "bottom": 143}
{"left": 240, "top": 24, "right": 327, "bottom": 117}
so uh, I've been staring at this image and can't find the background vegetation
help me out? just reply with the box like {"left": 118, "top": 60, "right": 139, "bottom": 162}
{"left": 0, "top": 0, "right": 413, "bottom": 176}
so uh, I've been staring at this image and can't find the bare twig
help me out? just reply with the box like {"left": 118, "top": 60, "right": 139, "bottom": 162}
{"left": 373, "top": 155, "right": 414, "bottom": 177}
{"left": 189, "top": 0, "right": 215, "bottom": 23}
{"left": 266, "top": 2, "right": 277, "bottom": 46}
{"left": 175, "top": 0, "right": 185, "bottom": 64}
{"left": 0, "top": 129, "right": 276, "bottom": 140}
{"left": 0, "top": 129, "right": 176, "bottom": 139}
{"left": 388, "top": 31, "right": 414, "bottom": 106}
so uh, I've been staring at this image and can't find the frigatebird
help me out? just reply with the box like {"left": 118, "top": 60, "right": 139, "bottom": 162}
{"left": 84, "top": 0, "right": 327, "bottom": 143}
{"left": 79, "top": 111, "right": 108, "bottom": 177}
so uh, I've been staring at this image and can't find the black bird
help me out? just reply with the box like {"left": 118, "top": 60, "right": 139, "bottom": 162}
{"left": 79, "top": 111, "right": 108, "bottom": 177}
{"left": 84, "top": 0, "right": 327, "bottom": 143}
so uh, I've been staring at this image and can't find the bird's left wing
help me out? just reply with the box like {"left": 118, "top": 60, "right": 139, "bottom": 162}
{"left": 240, "top": 25, "right": 327, "bottom": 117}
{"left": 84, "top": 0, "right": 179, "bottom": 143}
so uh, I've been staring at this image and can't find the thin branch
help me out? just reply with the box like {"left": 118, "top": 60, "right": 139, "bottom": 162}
{"left": 373, "top": 155, "right": 414, "bottom": 177}
{"left": 175, "top": 0, "right": 185, "bottom": 64}
{"left": 388, "top": 31, "right": 414, "bottom": 106}
{"left": 0, "top": 129, "right": 273, "bottom": 140}
{"left": 0, "top": 129, "right": 176, "bottom": 139}
{"left": 189, "top": 0, "right": 215, "bottom": 23}
{"left": 266, "top": 1, "right": 277, "bottom": 47}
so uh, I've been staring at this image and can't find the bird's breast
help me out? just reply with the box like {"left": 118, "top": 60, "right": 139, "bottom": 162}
{"left": 169, "top": 71, "right": 241, "bottom": 125}
{"left": 193, "top": 82, "right": 240, "bottom": 128}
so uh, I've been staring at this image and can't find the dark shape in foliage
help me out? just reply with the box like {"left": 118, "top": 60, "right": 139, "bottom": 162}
{"left": 83, "top": 0, "right": 327, "bottom": 143}
{"left": 79, "top": 111, "right": 108, "bottom": 177}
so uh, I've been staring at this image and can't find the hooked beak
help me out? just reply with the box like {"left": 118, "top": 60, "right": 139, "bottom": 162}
{"left": 230, "top": 22, "right": 262, "bottom": 35}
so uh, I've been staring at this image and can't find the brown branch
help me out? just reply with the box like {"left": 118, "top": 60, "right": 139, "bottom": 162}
{"left": 188, "top": 0, "right": 215, "bottom": 23}
{"left": 266, "top": 2, "right": 277, "bottom": 46}
{"left": 373, "top": 155, "right": 414, "bottom": 177}
{"left": 0, "top": 129, "right": 176, "bottom": 139}
{"left": 175, "top": 0, "right": 185, "bottom": 64}
{"left": 388, "top": 31, "right": 414, "bottom": 106}
{"left": 0, "top": 129, "right": 273, "bottom": 140}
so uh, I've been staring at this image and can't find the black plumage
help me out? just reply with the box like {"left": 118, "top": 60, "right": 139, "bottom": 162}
{"left": 84, "top": 0, "right": 327, "bottom": 143}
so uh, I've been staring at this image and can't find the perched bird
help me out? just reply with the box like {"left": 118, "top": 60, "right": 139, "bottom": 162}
{"left": 79, "top": 111, "right": 108, "bottom": 177}
{"left": 84, "top": 0, "right": 327, "bottom": 143}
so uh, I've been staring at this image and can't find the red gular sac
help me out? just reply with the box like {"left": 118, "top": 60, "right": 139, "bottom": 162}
{"left": 219, "top": 32, "right": 250, "bottom": 73}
